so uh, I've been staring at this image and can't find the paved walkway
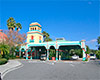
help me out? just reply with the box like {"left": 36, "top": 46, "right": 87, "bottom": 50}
{"left": 0, "top": 60, "right": 22, "bottom": 78}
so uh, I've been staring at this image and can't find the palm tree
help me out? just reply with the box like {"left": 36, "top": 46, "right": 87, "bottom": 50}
{"left": 97, "top": 36, "right": 100, "bottom": 50}
{"left": 0, "top": 43, "right": 9, "bottom": 58}
{"left": 16, "top": 23, "right": 22, "bottom": 31}
{"left": 97, "top": 36, "right": 100, "bottom": 44}
{"left": 42, "top": 31, "right": 52, "bottom": 42}
{"left": 44, "top": 37, "right": 52, "bottom": 42}
{"left": 7, "top": 17, "right": 22, "bottom": 31}
{"left": 7, "top": 17, "right": 16, "bottom": 30}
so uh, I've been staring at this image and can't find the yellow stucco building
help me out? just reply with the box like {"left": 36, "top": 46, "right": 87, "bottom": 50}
{"left": 27, "top": 22, "right": 43, "bottom": 44}
{"left": 21, "top": 22, "right": 86, "bottom": 61}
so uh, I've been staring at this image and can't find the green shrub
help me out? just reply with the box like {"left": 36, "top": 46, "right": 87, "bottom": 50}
{"left": 0, "top": 54, "right": 2, "bottom": 59}
{"left": 96, "top": 50, "right": 100, "bottom": 59}
{"left": 84, "top": 58, "right": 88, "bottom": 61}
{"left": 0, "top": 58, "right": 8, "bottom": 65}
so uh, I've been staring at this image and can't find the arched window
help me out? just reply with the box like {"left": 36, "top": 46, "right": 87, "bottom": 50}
{"left": 31, "top": 36, "right": 34, "bottom": 40}
{"left": 35, "top": 27, "right": 36, "bottom": 30}
{"left": 33, "top": 28, "right": 34, "bottom": 30}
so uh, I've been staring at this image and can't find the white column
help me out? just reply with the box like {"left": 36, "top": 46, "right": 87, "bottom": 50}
{"left": 56, "top": 49, "right": 58, "bottom": 60}
{"left": 26, "top": 49, "right": 28, "bottom": 60}
{"left": 47, "top": 49, "right": 49, "bottom": 60}
{"left": 82, "top": 48, "right": 86, "bottom": 61}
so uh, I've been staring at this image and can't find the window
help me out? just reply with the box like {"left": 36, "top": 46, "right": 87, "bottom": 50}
{"left": 35, "top": 27, "right": 36, "bottom": 30}
{"left": 33, "top": 28, "right": 34, "bottom": 30}
{"left": 31, "top": 36, "right": 34, "bottom": 40}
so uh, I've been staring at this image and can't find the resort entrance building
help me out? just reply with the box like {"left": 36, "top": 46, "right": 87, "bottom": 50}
{"left": 21, "top": 22, "right": 87, "bottom": 61}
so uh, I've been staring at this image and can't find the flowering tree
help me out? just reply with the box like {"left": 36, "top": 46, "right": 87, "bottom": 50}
{"left": 4, "top": 30, "right": 26, "bottom": 56}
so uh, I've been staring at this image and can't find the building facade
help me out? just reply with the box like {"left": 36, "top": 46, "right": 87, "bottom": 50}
{"left": 21, "top": 22, "right": 87, "bottom": 61}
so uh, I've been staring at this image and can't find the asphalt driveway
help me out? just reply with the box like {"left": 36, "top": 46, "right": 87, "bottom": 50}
{"left": 3, "top": 60, "right": 100, "bottom": 80}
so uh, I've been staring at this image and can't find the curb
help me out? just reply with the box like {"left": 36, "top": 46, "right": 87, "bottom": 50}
{"left": 1, "top": 60, "right": 23, "bottom": 79}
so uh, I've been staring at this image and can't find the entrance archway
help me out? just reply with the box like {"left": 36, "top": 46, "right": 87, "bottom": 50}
{"left": 59, "top": 45, "right": 82, "bottom": 60}
{"left": 29, "top": 46, "right": 47, "bottom": 59}
{"left": 21, "top": 48, "right": 25, "bottom": 58}
{"left": 49, "top": 46, "right": 56, "bottom": 60}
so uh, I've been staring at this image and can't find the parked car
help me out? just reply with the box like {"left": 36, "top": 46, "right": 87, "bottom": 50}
{"left": 89, "top": 53, "right": 96, "bottom": 60}
{"left": 71, "top": 55, "right": 79, "bottom": 60}
{"left": 40, "top": 54, "right": 46, "bottom": 60}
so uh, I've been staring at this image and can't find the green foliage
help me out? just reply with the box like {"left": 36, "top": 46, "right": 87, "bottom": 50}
{"left": 7, "top": 17, "right": 22, "bottom": 30}
{"left": 42, "top": 31, "right": 52, "bottom": 42}
{"left": 98, "top": 46, "right": 100, "bottom": 50}
{"left": 44, "top": 37, "right": 52, "bottom": 42}
{"left": 8, "top": 55, "right": 17, "bottom": 59}
{"left": 97, "top": 36, "right": 100, "bottom": 44}
{"left": 11, "top": 46, "right": 16, "bottom": 54}
{"left": 97, "top": 36, "right": 100, "bottom": 50}
{"left": 49, "top": 49, "right": 56, "bottom": 58}
{"left": 7, "top": 17, "right": 16, "bottom": 30}
{"left": 69, "top": 49, "right": 75, "bottom": 56}
{"left": 16, "top": 23, "right": 22, "bottom": 29}
{"left": 85, "top": 46, "right": 90, "bottom": 54}
{"left": 0, "top": 58, "right": 8, "bottom": 65}
{"left": 61, "top": 52, "right": 71, "bottom": 60}
{"left": 96, "top": 50, "right": 100, "bottom": 59}
{"left": 74, "top": 49, "right": 82, "bottom": 58}
{"left": 68, "top": 49, "right": 82, "bottom": 58}
{"left": 0, "top": 54, "right": 2, "bottom": 59}
{"left": 42, "top": 31, "right": 49, "bottom": 38}
{"left": 90, "top": 49, "right": 97, "bottom": 54}
{"left": 85, "top": 58, "right": 88, "bottom": 61}
{"left": 0, "top": 43, "right": 10, "bottom": 59}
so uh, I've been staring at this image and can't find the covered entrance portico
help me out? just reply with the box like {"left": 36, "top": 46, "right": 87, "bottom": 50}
{"left": 21, "top": 40, "right": 86, "bottom": 61}
{"left": 28, "top": 46, "right": 47, "bottom": 59}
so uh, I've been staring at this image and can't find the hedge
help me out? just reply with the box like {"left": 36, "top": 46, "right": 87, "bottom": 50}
{"left": 0, "top": 58, "right": 8, "bottom": 65}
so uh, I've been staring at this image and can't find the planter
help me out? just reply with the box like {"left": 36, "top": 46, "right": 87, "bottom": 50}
{"left": 16, "top": 56, "right": 19, "bottom": 58}
{"left": 52, "top": 57, "right": 55, "bottom": 60}
{"left": 28, "top": 56, "right": 31, "bottom": 59}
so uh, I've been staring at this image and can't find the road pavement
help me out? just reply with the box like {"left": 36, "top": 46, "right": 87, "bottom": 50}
{"left": 3, "top": 60, "right": 100, "bottom": 80}
{"left": 0, "top": 60, "right": 21, "bottom": 79}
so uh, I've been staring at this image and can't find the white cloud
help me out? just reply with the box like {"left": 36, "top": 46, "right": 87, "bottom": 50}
{"left": 86, "top": 39, "right": 97, "bottom": 44}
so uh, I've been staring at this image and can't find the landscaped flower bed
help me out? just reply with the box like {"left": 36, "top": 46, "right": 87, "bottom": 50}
{"left": 0, "top": 58, "right": 8, "bottom": 65}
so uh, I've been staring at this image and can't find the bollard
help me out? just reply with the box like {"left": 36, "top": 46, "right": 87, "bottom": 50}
{"left": 0, "top": 73, "right": 2, "bottom": 80}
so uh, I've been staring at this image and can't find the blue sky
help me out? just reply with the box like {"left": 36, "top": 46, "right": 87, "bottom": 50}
{"left": 0, "top": 0, "right": 99, "bottom": 49}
